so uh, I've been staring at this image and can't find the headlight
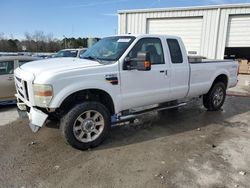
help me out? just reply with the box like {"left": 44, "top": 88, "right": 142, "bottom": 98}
{"left": 33, "top": 84, "right": 53, "bottom": 107}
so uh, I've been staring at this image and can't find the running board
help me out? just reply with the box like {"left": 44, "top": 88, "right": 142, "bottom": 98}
{"left": 113, "top": 102, "right": 187, "bottom": 124}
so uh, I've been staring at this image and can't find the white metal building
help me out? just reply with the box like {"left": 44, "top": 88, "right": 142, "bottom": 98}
{"left": 118, "top": 4, "right": 250, "bottom": 60}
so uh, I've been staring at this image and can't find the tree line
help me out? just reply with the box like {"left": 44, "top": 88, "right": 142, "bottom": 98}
{"left": 0, "top": 31, "right": 99, "bottom": 52}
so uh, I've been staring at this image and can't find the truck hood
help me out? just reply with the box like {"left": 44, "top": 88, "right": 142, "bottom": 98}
{"left": 20, "top": 57, "right": 102, "bottom": 76}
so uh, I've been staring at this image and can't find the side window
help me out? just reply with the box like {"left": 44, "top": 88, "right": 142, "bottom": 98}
{"left": 0, "top": 61, "right": 14, "bottom": 75}
{"left": 167, "top": 39, "right": 183, "bottom": 64}
{"left": 127, "top": 38, "right": 164, "bottom": 65}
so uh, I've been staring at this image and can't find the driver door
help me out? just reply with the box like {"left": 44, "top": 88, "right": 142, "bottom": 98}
{"left": 0, "top": 60, "right": 15, "bottom": 101}
{"left": 120, "top": 37, "right": 171, "bottom": 110}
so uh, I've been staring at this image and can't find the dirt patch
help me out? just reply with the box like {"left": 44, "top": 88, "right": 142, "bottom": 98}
{"left": 0, "top": 96, "right": 250, "bottom": 188}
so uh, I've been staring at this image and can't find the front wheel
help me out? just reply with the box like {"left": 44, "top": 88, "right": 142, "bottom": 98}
{"left": 203, "top": 82, "right": 226, "bottom": 111}
{"left": 60, "top": 102, "right": 111, "bottom": 150}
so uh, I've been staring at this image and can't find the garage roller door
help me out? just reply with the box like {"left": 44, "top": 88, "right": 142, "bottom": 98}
{"left": 226, "top": 15, "right": 250, "bottom": 47}
{"left": 147, "top": 17, "right": 203, "bottom": 55}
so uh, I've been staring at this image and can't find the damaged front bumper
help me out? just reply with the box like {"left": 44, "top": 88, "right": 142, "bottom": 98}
{"left": 14, "top": 68, "right": 48, "bottom": 132}
{"left": 28, "top": 107, "right": 48, "bottom": 132}
{"left": 17, "top": 101, "right": 48, "bottom": 133}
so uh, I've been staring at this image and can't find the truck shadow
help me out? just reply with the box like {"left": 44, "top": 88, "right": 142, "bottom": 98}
{"left": 0, "top": 103, "right": 17, "bottom": 111}
{"left": 96, "top": 96, "right": 250, "bottom": 150}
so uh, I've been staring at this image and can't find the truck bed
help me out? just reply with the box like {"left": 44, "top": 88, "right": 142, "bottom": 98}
{"left": 187, "top": 59, "right": 238, "bottom": 98}
{"left": 188, "top": 56, "right": 235, "bottom": 64}
{"left": 189, "top": 60, "right": 234, "bottom": 64}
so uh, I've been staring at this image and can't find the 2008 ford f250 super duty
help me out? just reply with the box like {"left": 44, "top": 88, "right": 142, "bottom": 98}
{"left": 14, "top": 34, "right": 238, "bottom": 150}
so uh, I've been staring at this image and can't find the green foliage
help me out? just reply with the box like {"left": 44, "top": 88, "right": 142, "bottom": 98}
{"left": 62, "top": 37, "right": 88, "bottom": 49}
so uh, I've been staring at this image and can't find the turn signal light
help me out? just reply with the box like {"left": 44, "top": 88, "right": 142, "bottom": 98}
{"left": 144, "top": 60, "right": 151, "bottom": 69}
{"left": 34, "top": 90, "right": 53, "bottom": 97}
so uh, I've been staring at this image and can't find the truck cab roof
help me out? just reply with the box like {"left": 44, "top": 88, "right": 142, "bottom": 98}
{"left": 112, "top": 34, "right": 182, "bottom": 40}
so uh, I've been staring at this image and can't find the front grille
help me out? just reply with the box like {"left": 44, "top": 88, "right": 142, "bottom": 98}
{"left": 17, "top": 90, "right": 24, "bottom": 98}
{"left": 15, "top": 76, "right": 29, "bottom": 102}
{"left": 24, "top": 81, "right": 29, "bottom": 101}
{"left": 15, "top": 76, "right": 21, "bottom": 82}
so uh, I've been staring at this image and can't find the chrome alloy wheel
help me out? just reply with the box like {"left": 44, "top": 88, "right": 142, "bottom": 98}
{"left": 73, "top": 110, "right": 105, "bottom": 143}
{"left": 213, "top": 87, "right": 224, "bottom": 107}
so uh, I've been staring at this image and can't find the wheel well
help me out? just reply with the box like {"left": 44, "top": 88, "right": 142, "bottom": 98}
{"left": 58, "top": 89, "right": 115, "bottom": 116}
{"left": 212, "top": 74, "right": 228, "bottom": 88}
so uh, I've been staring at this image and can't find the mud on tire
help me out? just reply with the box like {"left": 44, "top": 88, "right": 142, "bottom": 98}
{"left": 203, "top": 82, "right": 226, "bottom": 111}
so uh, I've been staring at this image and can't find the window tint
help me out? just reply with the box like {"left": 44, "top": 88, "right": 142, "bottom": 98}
{"left": 127, "top": 38, "right": 164, "bottom": 65}
{"left": 81, "top": 36, "right": 135, "bottom": 61}
{"left": 0, "top": 61, "right": 14, "bottom": 75}
{"left": 54, "top": 50, "right": 78, "bottom": 58}
{"left": 19, "top": 60, "right": 31, "bottom": 67}
{"left": 167, "top": 39, "right": 183, "bottom": 64}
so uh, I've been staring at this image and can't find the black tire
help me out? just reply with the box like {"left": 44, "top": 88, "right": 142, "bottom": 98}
{"left": 203, "top": 82, "right": 226, "bottom": 111}
{"left": 203, "top": 96, "right": 209, "bottom": 109}
{"left": 60, "top": 102, "right": 111, "bottom": 150}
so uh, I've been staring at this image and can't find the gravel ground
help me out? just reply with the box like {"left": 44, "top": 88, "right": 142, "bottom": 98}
{"left": 0, "top": 74, "right": 250, "bottom": 188}
{"left": 0, "top": 104, "right": 19, "bottom": 127}
{"left": 0, "top": 95, "right": 250, "bottom": 188}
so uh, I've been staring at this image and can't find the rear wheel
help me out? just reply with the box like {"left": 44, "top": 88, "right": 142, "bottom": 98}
{"left": 203, "top": 82, "right": 226, "bottom": 111}
{"left": 60, "top": 102, "right": 110, "bottom": 150}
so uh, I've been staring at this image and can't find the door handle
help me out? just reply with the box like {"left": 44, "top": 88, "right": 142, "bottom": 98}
{"left": 7, "top": 77, "right": 13, "bottom": 81}
{"left": 159, "top": 70, "right": 168, "bottom": 76}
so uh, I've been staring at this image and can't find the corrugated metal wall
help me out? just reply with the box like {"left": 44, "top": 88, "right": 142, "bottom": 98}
{"left": 147, "top": 17, "right": 204, "bottom": 55}
{"left": 118, "top": 5, "right": 250, "bottom": 59}
{"left": 226, "top": 15, "right": 250, "bottom": 47}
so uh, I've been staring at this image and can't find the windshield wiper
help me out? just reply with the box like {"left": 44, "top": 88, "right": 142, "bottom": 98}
{"left": 83, "top": 56, "right": 103, "bottom": 64}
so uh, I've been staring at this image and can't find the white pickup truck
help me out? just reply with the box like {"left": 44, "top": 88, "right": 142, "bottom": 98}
{"left": 14, "top": 34, "right": 238, "bottom": 150}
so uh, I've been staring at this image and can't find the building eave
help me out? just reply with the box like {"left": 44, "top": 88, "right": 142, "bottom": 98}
{"left": 118, "top": 3, "right": 250, "bottom": 14}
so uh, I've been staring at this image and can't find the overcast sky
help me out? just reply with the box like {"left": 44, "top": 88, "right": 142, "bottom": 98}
{"left": 1, "top": 0, "right": 250, "bottom": 39}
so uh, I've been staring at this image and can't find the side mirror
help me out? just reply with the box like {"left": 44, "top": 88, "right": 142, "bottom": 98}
{"left": 124, "top": 51, "right": 151, "bottom": 71}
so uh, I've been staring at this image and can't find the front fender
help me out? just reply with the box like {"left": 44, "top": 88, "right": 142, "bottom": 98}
{"left": 49, "top": 81, "right": 121, "bottom": 113}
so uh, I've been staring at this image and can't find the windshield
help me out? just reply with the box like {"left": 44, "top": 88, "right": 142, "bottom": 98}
{"left": 54, "top": 50, "right": 78, "bottom": 58}
{"left": 79, "top": 49, "right": 87, "bottom": 56}
{"left": 80, "top": 36, "right": 135, "bottom": 61}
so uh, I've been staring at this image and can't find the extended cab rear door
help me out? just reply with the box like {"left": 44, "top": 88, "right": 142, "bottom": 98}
{"left": 165, "top": 37, "right": 190, "bottom": 99}
{"left": 119, "top": 36, "right": 171, "bottom": 110}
